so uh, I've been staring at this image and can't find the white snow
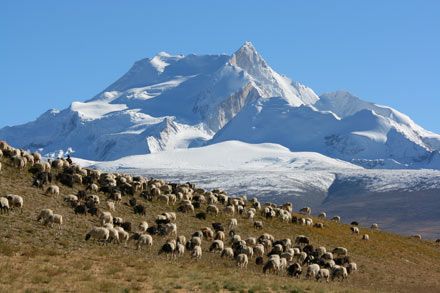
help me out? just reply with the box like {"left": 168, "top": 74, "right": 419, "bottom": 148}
{"left": 70, "top": 101, "right": 128, "bottom": 120}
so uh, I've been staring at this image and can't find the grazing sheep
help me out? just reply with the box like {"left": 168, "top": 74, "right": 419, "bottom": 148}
{"left": 314, "top": 222, "right": 324, "bottom": 228}
{"left": 37, "top": 209, "right": 53, "bottom": 222}
{"left": 214, "top": 230, "right": 225, "bottom": 241}
{"left": 106, "top": 201, "right": 115, "bottom": 211}
{"left": 306, "top": 264, "right": 320, "bottom": 279}
{"left": 253, "top": 244, "right": 265, "bottom": 257}
{"left": 332, "top": 265, "right": 348, "bottom": 281}
{"left": 139, "top": 221, "right": 149, "bottom": 233}
{"left": 224, "top": 205, "right": 235, "bottom": 215}
{"left": 64, "top": 194, "right": 78, "bottom": 204}
{"left": 411, "top": 234, "right": 422, "bottom": 240}
{"left": 174, "top": 243, "right": 185, "bottom": 258}
{"left": 318, "top": 212, "right": 327, "bottom": 219}
{"left": 0, "top": 197, "right": 10, "bottom": 213}
{"left": 100, "top": 211, "right": 113, "bottom": 226}
{"left": 6, "top": 194, "right": 23, "bottom": 211}
{"left": 295, "top": 235, "right": 310, "bottom": 246}
{"left": 299, "top": 207, "right": 311, "bottom": 215}
{"left": 371, "top": 223, "right": 379, "bottom": 230}
{"left": 256, "top": 256, "right": 264, "bottom": 265}
{"left": 195, "top": 212, "right": 206, "bottom": 220}
{"left": 45, "top": 185, "right": 60, "bottom": 196}
{"left": 85, "top": 227, "right": 110, "bottom": 243}
{"left": 228, "top": 218, "right": 238, "bottom": 230}
{"left": 206, "top": 204, "right": 219, "bottom": 216}
{"left": 254, "top": 220, "right": 263, "bottom": 230}
{"left": 287, "top": 263, "right": 302, "bottom": 278}
{"left": 191, "top": 245, "right": 202, "bottom": 260}
{"left": 351, "top": 226, "right": 360, "bottom": 234}
{"left": 236, "top": 253, "right": 249, "bottom": 268}
{"left": 263, "top": 257, "right": 281, "bottom": 274}
{"left": 209, "top": 240, "right": 224, "bottom": 253}
{"left": 316, "top": 268, "right": 330, "bottom": 282}
{"left": 159, "top": 240, "right": 177, "bottom": 259}
{"left": 108, "top": 227, "right": 120, "bottom": 244}
{"left": 362, "top": 234, "right": 370, "bottom": 241}
{"left": 347, "top": 262, "right": 358, "bottom": 274}
{"left": 157, "top": 194, "right": 169, "bottom": 205}
{"left": 332, "top": 247, "right": 348, "bottom": 257}
{"left": 221, "top": 247, "right": 234, "bottom": 259}
{"left": 115, "top": 226, "right": 130, "bottom": 245}
{"left": 331, "top": 216, "right": 341, "bottom": 223}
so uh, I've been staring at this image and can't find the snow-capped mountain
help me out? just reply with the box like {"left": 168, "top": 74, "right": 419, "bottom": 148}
{"left": 1, "top": 42, "right": 440, "bottom": 169}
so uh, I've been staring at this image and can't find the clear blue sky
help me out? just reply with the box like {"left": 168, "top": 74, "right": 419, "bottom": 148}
{"left": 1, "top": 1, "right": 439, "bottom": 132}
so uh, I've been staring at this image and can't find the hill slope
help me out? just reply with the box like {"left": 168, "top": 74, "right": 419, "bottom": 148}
{"left": 1, "top": 155, "right": 440, "bottom": 292}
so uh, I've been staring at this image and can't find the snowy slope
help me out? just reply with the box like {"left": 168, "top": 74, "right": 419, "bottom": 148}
{"left": 1, "top": 42, "right": 440, "bottom": 169}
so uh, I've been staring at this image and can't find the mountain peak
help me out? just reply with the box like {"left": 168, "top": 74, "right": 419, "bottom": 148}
{"left": 229, "top": 41, "right": 268, "bottom": 70}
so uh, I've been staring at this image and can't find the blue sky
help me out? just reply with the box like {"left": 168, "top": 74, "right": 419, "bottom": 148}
{"left": 1, "top": 1, "right": 439, "bottom": 131}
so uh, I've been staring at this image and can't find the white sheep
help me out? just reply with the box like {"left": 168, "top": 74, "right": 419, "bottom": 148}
{"left": 6, "top": 194, "right": 23, "bottom": 211}
{"left": 139, "top": 221, "right": 149, "bottom": 233}
{"left": 174, "top": 243, "right": 185, "bottom": 258}
{"left": 332, "top": 265, "right": 348, "bottom": 281}
{"left": 306, "top": 264, "right": 320, "bottom": 279}
{"left": 263, "top": 257, "right": 281, "bottom": 274}
{"left": 214, "top": 230, "right": 225, "bottom": 241}
{"left": 362, "top": 234, "right": 370, "bottom": 241}
{"left": 136, "top": 234, "right": 153, "bottom": 249}
{"left": 221, "top": 247, "right": 234, "bottom": 259}
{"left": 0, "top": 197, "right": 10, "bottom": 213}
{"left": 85, "top": 227, "right": 110, "bottom": 243}
{"left": 37, "top": 209, "right": 53, "bottom": 222}
{"left": 228, "top": 218, "right": 238, "bottom": 230}
{"left": 209, "top": 239, "right": 224, "bottom": 253}
{"left": 236, "top": 253, "right": 249, "bottom": 269}
{"left": 45, "top": 185, "right": 60, "bottom": 196}
{"left": 224, "top": 205, "right": 235, "bottom": 215}
{"left": 100, "top": 211, "right": 113, "bottom": 226}
{"left": 371, "top": 223, "right": 379, "bottom": 230}
{"left": 351, "top": 226, "right": 360, "bottom": 234}
{"left": 191, "top": 245, "right": 202, "bottom": 260}
{"left": 254, "top": 244, "right": 265, "bottom": 257}
{"left": 318, "top": 212, "right": 327, "bottom": 219}
{"left": 331, "top": 216, "right": 341, "bottom": 223}
{"left": 206, "top": 204, "right": 219, "bottom": 215}
{"left": 347, "top": 262, "right": 358, "bottom": 274}
{"left": 299, "top": 206, "right": 311, "bottom": 215}
{"left": 108, "top": 227, "right": 120, "bottom": 244}
{"left": 332, "top": 247, "right": 348, "bottom": 256}
{"left": 106, "top": 201, "right": 115, "bottom": 211}
{"left": 64, "top": 194, "right": 78, "bottom": 204}
{"left": 115, "top": 226, "right": 129, "bottom": 245}
{"left": 316, "top": 268, "right": 330, "bottom": 282}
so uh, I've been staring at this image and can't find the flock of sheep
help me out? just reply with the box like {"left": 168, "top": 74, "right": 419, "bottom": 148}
{"left": 3, "top": 139, "right": 435, "bottom": 284}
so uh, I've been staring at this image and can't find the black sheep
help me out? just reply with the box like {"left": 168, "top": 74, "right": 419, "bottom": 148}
{"left": 133, "top": 204, "right": 146, "bottom": 216}
{"left": 195, "top": 212, "right": 206, "bottom": 220}
{"left": 211, "top": 222, "right": 224, "bottom": 232}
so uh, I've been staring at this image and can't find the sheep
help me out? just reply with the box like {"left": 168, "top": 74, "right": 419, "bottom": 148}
{"left": 87, "top": 183, "right": 99, "bottom": 193}
{"left": 45, "top": 185, "right": 60, "bottom": 196}
{"left": 164, "top": 223, "right": 177, "bottom": 236}
{"left": 85, "top": 227, "right": 110, "bottom": 243}
{"left": 64, "top": 194, "right": 78, "bottom": 204}
{"left": 214, "top": 230, "right": 225, "bottom": 241}
{"left": 100, "top": 211, "right": 113, "bottom": 226}
{"left": 163, "top": 212, "right": 177, "bottom": 222}
{"left": 253, "top": 244, "right": 265, "bottom": 257}
{"left": 108, "top": 227, "right": 120, "bottom": 244}
{"left": 159, "top": 240, "right": 177, "bottom": 259}
{"left": 371, "top": 223, "right": 379, "bottom": 230}
{"left": 191, "top": 245, "right": 202, "bottom": 260}
{"left": 263, "top": 257, "right": 281, "bottom": 274}
{"left": 411, "top": 234, "right": 422, "bottom": 240}
{"left": 331, "top": 265, "right": 348, "bottom": 281}
{"left": 106, "top": 201, "right": 115, "bottom": 211}
{"left": 241, "top": 246, "right": 254, "bottom": 258}
{"left": 236, "top": 253, "right": 249, "bottom": 269}
{"left": 157, "top": 194, "right": 169, "bottom": 205}
{"left": 331, "top": 216, "right": 341, "bottom": 223}
{"left": 206, "top": 204, "right": 219, "bottom": 215}
{"left": 306, "top": 264, "right": 320, "bottom": 279}
{"left": 174, "top": 243, "right": 185, "bottom": 258}
{"left": 298, "top": 251, "right": 308, "bottom": 264}
{"left": 115, "top": 226, "right": 130, "bottom": 245}
{"left": 314, "top": 222, "right": 324, "bottom": 228}
{"left": 6, "top": 194, "right": 23, "bottom": 211}
{"left": 318, "top": 212, "right": 327, "bottom": 219}
{"left": 299, "top": 207, "right": 311, "bottom": 215}
{"left": 228, "top": 218, "right": 238, "bottom": 230}
{"left": 295, "top": 235, "right": 310, "bottom": 246}
{"left": 347, "top": 262, "right": 358, "bottom": 274}
{"left": 221, "top": 247, "right": 234, "bottom": 259}
{"left": 332, "top": 247, "right": 348, "bottom": 257}
{"left": 224, "top": 205, "right": 235, "bottom": 215}
{"left": 209, "top": 240, "right": 224, "bottom": 253}
{"left": 316, "top": 268, "right": 330, "bottom": 282}
{"left": 0, "top": 197, "right": 10, "bottom": 213}
{"left": 245, "top": 237, "right": 257, "bottom": 247}
{"left": 287, "top": 263, "right": 302, "bottom": 278}
{"left": 37, "top": 209, "right": 53, "bottom": 222}
{"left": 362, "top": 234, "right": 370, "bottom": 240}
{"left": 254, "top": 221, "right": 263, "bottom": 230}
{"left": 351, "top": 226, "right": 360, "bottom": 234}
{"left": 139, "top": 221, "right": 149, "bottom": 233}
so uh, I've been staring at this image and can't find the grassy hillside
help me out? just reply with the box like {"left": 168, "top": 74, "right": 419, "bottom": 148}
{"left": 1, "top": 156, "right": 440, "bottom": 292}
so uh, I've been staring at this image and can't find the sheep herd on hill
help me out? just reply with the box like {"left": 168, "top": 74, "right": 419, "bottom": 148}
{"left": 1, "top": 140, "right": 439, "bottom": 283}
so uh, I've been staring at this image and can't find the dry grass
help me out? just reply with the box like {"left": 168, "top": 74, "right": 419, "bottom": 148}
{"left": 1, "top": 157, "right": 440, "bottom": 292}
